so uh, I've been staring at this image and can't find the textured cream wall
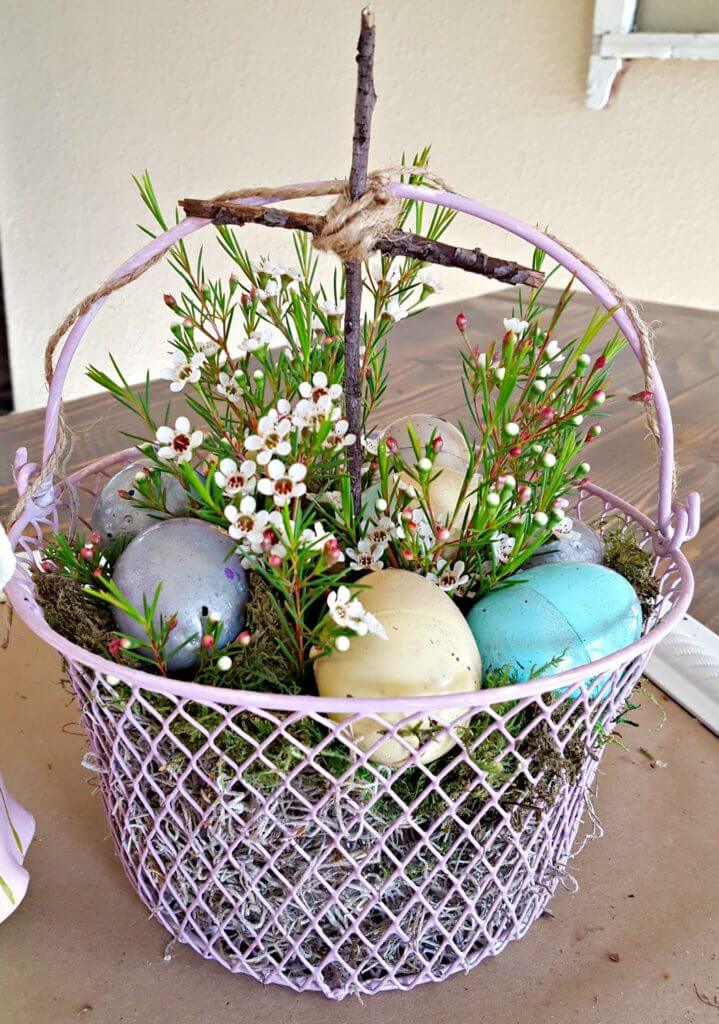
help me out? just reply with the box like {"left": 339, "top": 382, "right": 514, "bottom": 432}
{"left": 1, "top": 0, "right": 718, "bottom": 411}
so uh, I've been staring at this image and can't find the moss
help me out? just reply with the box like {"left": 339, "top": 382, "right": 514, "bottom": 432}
{"left": 601, "top": 519, "right": 659, "bottom": 615}
{"left": 34, "top": 571, "right": 119, "bottom": 659}
{"left": 194, "top": 576, "right": 299, "bottom": 695}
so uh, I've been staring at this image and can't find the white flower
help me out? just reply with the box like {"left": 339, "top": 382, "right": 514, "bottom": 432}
{"left": 366, "top": 516, "right": 398, "bottom": 547}
{"left": 426, "top": 559, "right": 469, "bottom": 593}
{"left": 300, "top": 522, "right": 344, "bottom": 560}
{"left": 244, "top": 410, "right": 293, "bottom": 465}
{"left": 216, "top": 370, "right": 244, "bottom": 405}
{"left": 299, "top": 371, "right": 343, "bottom": 405}
{"left": 382, "top": 261, "right": 401, "bottom": 284}
{"left": 256, "top": 278, "right": 281, "bottom": 302}
{"left": 362, "top": 433, "right": 380, "bottom": 455}
{"left": 224, "top": 496, "right": 280, "bottom": 552}
{"left": 257, "top": 459, "right": 307, "bottom": 507}
{"left": 228, "top": 325, "right": 276, "bottom": 360}
{"left": 214, "top": 458, "right": 256, "bottom": 497}
{"left": 383, "top": 296, "right": 409, "bottom": 322}
{"left": 0, "top": 524, "right": 17, "bottom": 598}
{"left": 159, "top": 351, "right": 205, "bottom": 392}
{"left": 327, "top": 586, "right": 387, "bottom": 639}
{"left": 318, "top": 297, "right": 345, "bottom": 317}
{"left": 254, "top": 256, "right": 283, "bottom": 277}
{"left": 155, "top": 417, "right": 203, "bottom": 463}
{"left": 292, "top": 394, "right": 339, "bottom": 432}
{"left": 503, "top": 317, "right": 529, "bottom": 335}
{"left": 416, "top": 267, "right": 444, "bottom": 293}
{"left": 324, "top": 419, "right": 356, "bottom": 450}
{"left": 491, "top": 532, "right": 516, "bottom": 564}
{"left": 544, "top": 338, "right": 565, "bottom": 362}
{"left": 346, "top": 537, "right": 387, "bottom": 572}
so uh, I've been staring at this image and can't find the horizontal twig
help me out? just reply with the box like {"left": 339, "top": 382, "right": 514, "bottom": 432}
{"left": 179, "top": 198, "right": 545, "bottom": 288}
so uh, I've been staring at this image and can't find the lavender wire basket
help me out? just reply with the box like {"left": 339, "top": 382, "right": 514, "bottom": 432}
{"left": 5, "top": 185, "right": 699, "bottom": 999}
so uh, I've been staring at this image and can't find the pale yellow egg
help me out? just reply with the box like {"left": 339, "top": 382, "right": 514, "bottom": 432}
{"left": 315, "top": 569, "right": 482, "bottom": 765}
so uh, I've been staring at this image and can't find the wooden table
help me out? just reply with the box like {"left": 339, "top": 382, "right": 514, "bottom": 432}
{"left": 1, "top": 292, "right": 718, "bottom": 1024}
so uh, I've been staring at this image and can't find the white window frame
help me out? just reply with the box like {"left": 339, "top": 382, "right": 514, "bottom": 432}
{"left": 587, "top": 0, "right": 719, "bottom": 109}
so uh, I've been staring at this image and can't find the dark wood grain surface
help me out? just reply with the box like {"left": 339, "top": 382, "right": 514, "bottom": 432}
{"left": 1, "top": 288, "right": 717, "bottom": 626}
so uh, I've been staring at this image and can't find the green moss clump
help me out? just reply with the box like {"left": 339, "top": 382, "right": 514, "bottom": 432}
{"left": 601, "top": 519, "right": 659, "bottom": 614}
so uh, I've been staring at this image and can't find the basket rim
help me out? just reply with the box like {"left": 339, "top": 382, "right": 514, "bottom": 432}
{"left": 6, "top": 456, "right": 694, "bottom": 715}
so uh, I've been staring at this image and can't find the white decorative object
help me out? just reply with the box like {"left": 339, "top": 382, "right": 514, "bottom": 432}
{"left": 645, "top": 614, "right": 719, "bottom": 736}
{"left": 0, "top": 771, "right": 35, "bottom": 924}
{"left": 587, "top": 0, "right": 719, "bottom": 109}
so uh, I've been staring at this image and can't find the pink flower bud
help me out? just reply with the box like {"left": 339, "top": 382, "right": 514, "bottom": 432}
{"left": 201, "top": 635, "right": 215, "bottom": 649}
{"left": 401, "top": 547, "right": 413, "bottom": 560}
{"left": 268, "top": 554, "right": 282, "bottom": 568}
{"left": 517, "top": 484, "right": 532, "bottom": 505}
{"left": 431, "top": 435, "right": 444, "bottom": 453}
{"left": 539, "top": 406, "right": 554, "bottom": 423}
{"left": 436, "top": 527, "right": 451, "bottom": 542}
{"left": 163, "top": 293, "right": 176, "bottom": 308}
{"left": 80, "top": 546, "right": 94, "bottom": 560}
{"left": 89, "top": 532, "right": 101, "bottom": 544}
{"left": 629, "top": 389, "right": 653, "bottom": 404}
{"left": 238, "top": 630, "right": 251, "bottom": 646}
{"left": 594, "top": 355, "right": 607, "bottom": 370}
{"left": 509, "top": 446, "right": 522, "bottom": 458}
{"left": 590, "top": 389, "right": 606, "bottom": 405}
{"left": 166, "top": 616, "right": 178, "bottom": 632}
{"left": 386, "top": 435, "right": 399, "bottom": 453}
{"left": 455, "top": 311, "right": 468, "bottom": 333}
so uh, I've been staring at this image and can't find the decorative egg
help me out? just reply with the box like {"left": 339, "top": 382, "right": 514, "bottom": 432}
{"left": 525, "top": 518, "right": 604, "bottom": 569}
{"left": 382, "top": 413, "right": 470, "bottom": 471}
{"left": 92, "top": 460, "right": 190, "bottom": 543}
{"left": 314, "top": 569, "right": 482, "bottom": 766}
{"left": 111, "top": 518, "right": 249, "bottom": 672}
{"left": 466, "top": 563, "right": 642, "bottom": 690}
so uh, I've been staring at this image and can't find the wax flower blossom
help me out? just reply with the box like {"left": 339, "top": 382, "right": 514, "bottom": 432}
{"left": 155, "top": 417, "right": 204, "bottom": 463}
{"left": 215, "top": 370, "right": 244, "bottom": 405}
{"left": 426, "top": 559, "right": 469, "bottom": 594}
{"left": 299, "top": 371, "right": 343, "bottom": 406}
{"left": 415, "top": 267, "right": 444, "bottom": 293}
{"left": 503, "top": 317, "right": 529, "bottom": 335}
{"left": 318, "top": 297, "right": 345, "bottom": 317}
{"left": 224, "top": 496, "right": 281, "bottom": 553}
{"left": 244, "top": 409, "right": 293, "bottom": 465}
{"left": 491, "top": 532, "right": 516, "bottom": 564}
{"left": 214, "top": 458, "right": 257, "bottom": 497}
{"left": 346, "top": 538, "right": 387, "bottom": 572}
{"left": 257, "top": 460, "right": 308, "bottom": 507}
{"left": 383, "top": 296, "right": 409, "bottom": 322}
{"left": 160, "top": 351, "right": 206, "bottom": 392}
{"left": 326, "top": 586, "right": 387, "bottom": 640}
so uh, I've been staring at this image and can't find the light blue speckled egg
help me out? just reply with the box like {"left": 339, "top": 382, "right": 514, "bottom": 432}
{"left": 466, "top": 563, "right": 642, "bottom": 688}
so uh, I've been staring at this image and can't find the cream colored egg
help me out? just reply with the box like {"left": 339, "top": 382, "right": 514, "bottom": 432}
{"left": 383, "top": 413, "right": 470, "bottom": 471}
{"left": 399, "top": 464, "right": 477, "bottom": 536}
{"left": 315, "top": 569, "right": 482, "bottom": 765}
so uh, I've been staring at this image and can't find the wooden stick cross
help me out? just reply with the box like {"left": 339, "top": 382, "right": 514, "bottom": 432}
{"left": 180, "top": 7, "right": 544, "bottom": 513}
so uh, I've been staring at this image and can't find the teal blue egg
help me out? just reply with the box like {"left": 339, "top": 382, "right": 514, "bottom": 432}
{"left": 466, "top": 563, "right": 642, "bottom": 687}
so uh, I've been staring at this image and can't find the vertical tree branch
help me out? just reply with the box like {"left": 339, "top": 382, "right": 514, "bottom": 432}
{"left": 344, "top": 6, "right": 376, "bottom": 515}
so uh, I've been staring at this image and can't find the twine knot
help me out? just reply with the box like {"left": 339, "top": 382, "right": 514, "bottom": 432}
{"left": 313, "top": 171, "right": 401, "bottom": 263}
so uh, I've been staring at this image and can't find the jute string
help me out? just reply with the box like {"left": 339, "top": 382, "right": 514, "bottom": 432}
{"left": 6, "top": 168, "right": 668, "bottom": 534}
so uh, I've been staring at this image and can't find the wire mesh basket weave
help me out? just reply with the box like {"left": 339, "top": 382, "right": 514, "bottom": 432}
{"left": 6, "top": 184, "right": 698, "bottom": 999}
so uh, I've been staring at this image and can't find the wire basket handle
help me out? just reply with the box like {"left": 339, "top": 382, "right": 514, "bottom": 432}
{"left": 32, "top": 181, "right": 699, "bottom": 554}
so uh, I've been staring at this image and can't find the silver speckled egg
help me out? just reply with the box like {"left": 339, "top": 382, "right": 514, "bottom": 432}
{"left": 111, "top": 518, "right": 249, "bottom": 672}
{"left": 92, "top": 460, "right": 190, "bottom": 544}
{"left": 525, "top": 518, "right": 604, "bottom": 569}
